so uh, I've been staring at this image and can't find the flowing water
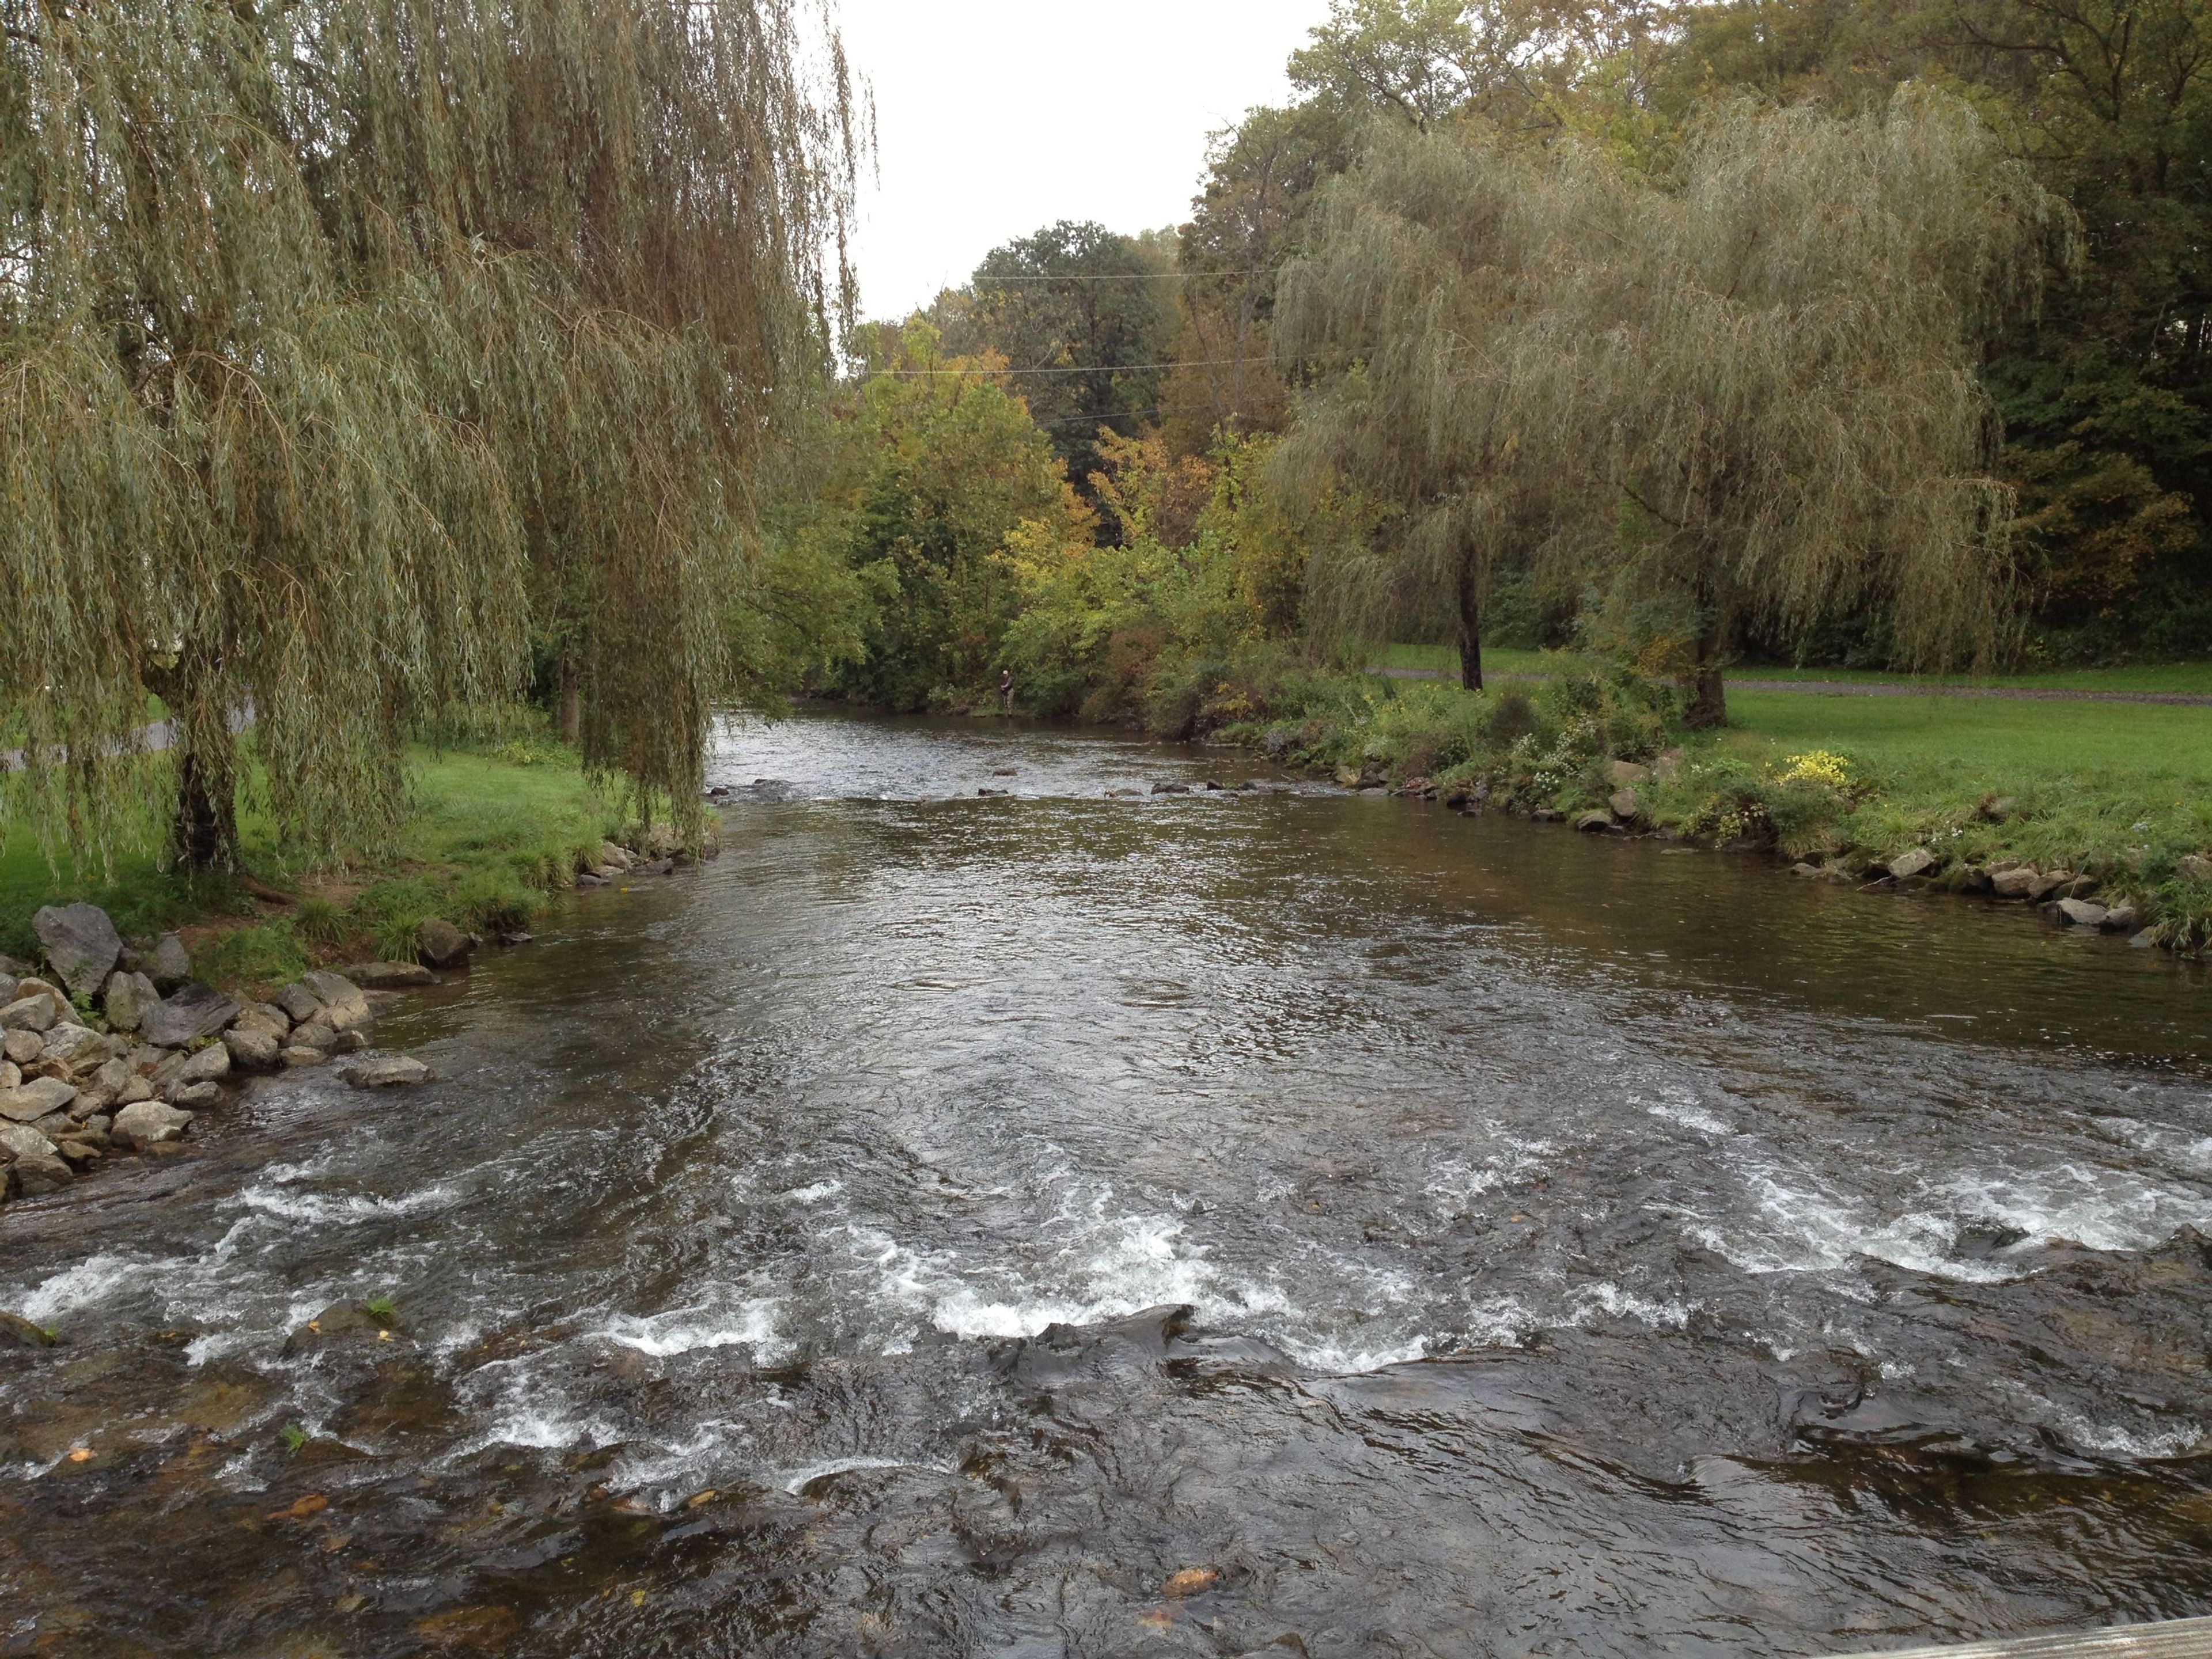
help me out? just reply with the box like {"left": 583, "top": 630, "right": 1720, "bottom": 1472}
{"left": 5, "top": 710, "right": 2212, "bottom": 1658}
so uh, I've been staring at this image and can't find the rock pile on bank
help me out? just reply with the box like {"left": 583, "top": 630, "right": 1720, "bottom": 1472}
{"left": 0, "top": 908, "right": 417, "bottom": 1206}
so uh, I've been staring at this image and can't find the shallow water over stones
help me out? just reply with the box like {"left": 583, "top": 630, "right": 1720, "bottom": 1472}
{"left": 3, "top": 710, "right": 2211, "bottom": 1657}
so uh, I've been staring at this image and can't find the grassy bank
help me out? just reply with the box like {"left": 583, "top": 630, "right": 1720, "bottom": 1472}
{"left": 0, "top": 740, "right": 631, "bottom": 994}
{"left": 1221, "top": 661, "right": 2212, "bottom": 953}
{"left": 1378, "top": 644, "right": 2212, "bottom": 695}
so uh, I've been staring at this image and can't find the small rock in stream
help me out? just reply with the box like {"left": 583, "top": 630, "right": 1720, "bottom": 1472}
{"left": 110, "top": 1101, "right": 194, "bottom": 1150}
{"left": 338, "top": 1056, "right": 432, "bottom": 1089}
{"left": 0, "top": 1310, "right": 56, "bottom": 1348}
{"left": 415, "top": 919, "right": 475, "bottom": 971}
{"left": 224, "top": 1029, "right": 283, "bottom": 1073}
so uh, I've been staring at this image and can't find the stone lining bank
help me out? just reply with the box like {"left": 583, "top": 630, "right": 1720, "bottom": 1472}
{"left": 0, "top": 828, "right": 716, "bottom": 1211}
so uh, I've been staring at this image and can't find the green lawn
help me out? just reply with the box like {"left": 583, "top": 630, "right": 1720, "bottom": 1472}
{"left": 1378, "top": 642, "right": 2212, "bottom": 696}
{"left": 0, "top": 743, "right": 620, "bottom": 983}
{"left": 1721, "top": 690, "right": 2212, "bottom": 789}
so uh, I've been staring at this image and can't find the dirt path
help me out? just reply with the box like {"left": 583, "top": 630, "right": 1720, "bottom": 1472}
{"left": 1373, "top": 667, "right": 2212, "bottom": 707}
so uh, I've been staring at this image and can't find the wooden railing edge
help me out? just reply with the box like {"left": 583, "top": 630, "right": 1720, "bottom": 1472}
{"left": 1828, "top": 1617, "right": 2212, "bottom": 1658}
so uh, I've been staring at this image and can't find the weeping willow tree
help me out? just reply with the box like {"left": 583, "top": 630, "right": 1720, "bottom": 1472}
{"left": 1574, "top": 89, "right": 2074, "bottom": 725}
{"left": 1274, "top": 123, "right": 1599, "bottom": 690}
{"left": 0, "top": 0, "right": 855, "bottom": 872}
{"left": 1279, "top": 88, "right": 2074, "bottom": 719}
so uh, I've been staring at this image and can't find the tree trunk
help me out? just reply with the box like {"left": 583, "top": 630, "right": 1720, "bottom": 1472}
{"left": 172, "top": 738, "right": 240, "bottom": 875}
{"left": 1685, "top": 601, "right": 1730, "bottom": 729}
{"left": 1456, "top": 558, "right": 1484, "bottom": 692}
{"left": 145, "top": 642, "right": 241, "bottom": 876}
{"left": 557, "top": 650, "right": 581, "bottom": 745}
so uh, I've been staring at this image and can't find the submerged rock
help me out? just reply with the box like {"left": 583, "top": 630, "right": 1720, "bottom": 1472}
{"left": 347, "top": 961, "right": 435, "bottom": 990}
{"left": 1574, "top": 811, "right": 1620, "bottom": 834}
{"left": 338, "top": 1056, "right": 432, "bottom": 1089}
{"left": 139, "top": 985, "right": 241, "bottom": 1049}
{"left": 0, "top": 1311, "right": 55, "bottom": 1349}
{"left": 11, "top": 1151, "right": 73, "bottom": 1194}
{"left": 281, "top": 1046, "right": 328, "bottom": 1069}
{"left": 32, "top": 904, "right": 122, "bottom": 1000}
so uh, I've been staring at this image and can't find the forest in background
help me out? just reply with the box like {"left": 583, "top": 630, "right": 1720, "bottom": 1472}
{"left": 791, "top": 0, "right": 2212, "bottom": 730}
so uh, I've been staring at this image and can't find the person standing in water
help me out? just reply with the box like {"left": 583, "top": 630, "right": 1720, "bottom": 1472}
{"left": 1001, "top": 668, "right": 1014, "bottom": 716}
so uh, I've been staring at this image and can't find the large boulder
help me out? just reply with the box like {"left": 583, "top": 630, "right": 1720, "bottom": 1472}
{"left": 32, "top": 904, "right": 122, "bottom": 1000}
{"left": 288, "top": 1021, "right": 338, "bottom": 1054}
{"left": 148, "top": 933, "right": 193, "bottom": 993}
{"left": 0, "top": 1077, "right": 77, "bottom": 1124}
{"left": 1608, "top": 789, "right": 1641, "bottom": 821}
{"left": 139, "top": 984, "right": 241, "bottom": 1050}
{"left": 103, "top": 970, "right": 160, "bottom": 1034}
{"left": 1887, "top": 848, "right": 1938, "bottom": 881}
{"left": 2056, "top": 897, "right": 2110, "bottom": 929}
{"left": 415, "top": 919, "right": 474, "bottom": 971}
{"left": 110, "top": 1101, "right": 193, "bottom": 1150}
{"left": 1607, "top": 759, "right": 1651, "bottom": 787}
{"left": 2, "top": 1031, "right": 40, "bottom": 1066}
{"left": 338, "top": 1055, "right": 431, "bottom": 1089}
{"left": 1991, "top": 866, "right": 2041, "bottom": 900}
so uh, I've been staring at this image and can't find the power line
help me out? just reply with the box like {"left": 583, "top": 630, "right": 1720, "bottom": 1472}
{"left": 872, "top": 357, "right": 1253, "bottom": 379}
{"left": 963, "top": 270, "right": 1270, "bottom": 284}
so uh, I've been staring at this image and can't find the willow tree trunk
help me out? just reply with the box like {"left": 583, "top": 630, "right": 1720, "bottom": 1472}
{"left": 172, "top": 737, "right": 240, "bottom": 874}
{"left": 147, "top": 641, "right": 242, "bottom": 874}
{"left": 1685, "top": 581, "right": 1732, "bottom": 730}
{"left": 557, "top": 651, "right": 582, "bottom": 745}
{"left": 1456, "top": 557, "right": 1484, "bottom": 692}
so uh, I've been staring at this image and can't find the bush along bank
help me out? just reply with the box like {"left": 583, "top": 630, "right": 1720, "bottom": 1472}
{"left": 1208, "top": 663, "right": 2212, "bottom": 959}
{"left": 0, "top": 820, "right": 724, "bottom": 1211}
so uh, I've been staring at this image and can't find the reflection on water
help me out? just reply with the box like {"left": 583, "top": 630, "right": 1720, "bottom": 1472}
{"left": 2, "top": 709, "right": 2209, "bottom": 1657}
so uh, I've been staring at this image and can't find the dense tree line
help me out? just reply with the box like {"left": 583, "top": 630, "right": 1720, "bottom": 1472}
{"left": 813, "top": 0, "right": 2190, "bottom": 725}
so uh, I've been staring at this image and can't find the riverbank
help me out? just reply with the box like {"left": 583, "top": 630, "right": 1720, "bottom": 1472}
{"left": 1210, "top": 662, "right": 2212, "bottom": 956}
{"left": 0, "top": 740, "right": 686, "bottom": 997}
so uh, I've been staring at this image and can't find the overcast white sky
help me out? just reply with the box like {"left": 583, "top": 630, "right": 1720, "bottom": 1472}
{"left": 833, "top": 1, "right": 1337, "bottom": 321}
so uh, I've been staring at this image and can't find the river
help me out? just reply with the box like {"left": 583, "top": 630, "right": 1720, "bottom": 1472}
{"left": 4, "top": 710, "right": 2210, "bottom": 1657}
